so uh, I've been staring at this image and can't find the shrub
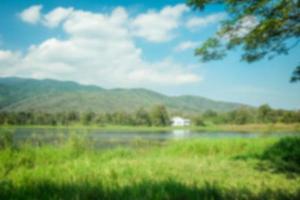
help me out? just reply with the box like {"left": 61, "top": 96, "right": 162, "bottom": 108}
{"left": 262, "top": 137, "right": 300, "bottom": 173}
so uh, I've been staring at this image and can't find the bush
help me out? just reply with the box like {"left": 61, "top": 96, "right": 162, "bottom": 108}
{"left": 262, "top": 137, "right": 300, "bottom": 173}
{"left": 0, "top": 130, "right": 14, "bottom": 149}
{"left": 192, "top": 116, "right": 206, "bottom": 126}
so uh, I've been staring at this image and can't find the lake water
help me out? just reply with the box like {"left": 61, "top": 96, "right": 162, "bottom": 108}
{"left": 10, "top": 127, "right": 300, "bottom": 148}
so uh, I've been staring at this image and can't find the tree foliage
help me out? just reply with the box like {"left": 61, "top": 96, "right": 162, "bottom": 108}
{"left": 192, "top": 104, "right": 300, "bottom": 125}
{"left": 135, "top": 108, "right": 152, "bottom": 126}
{"left": 187, "top": 0, "right": 300, "bottom": 81}
{"left": 150, "top": 105, "right": 170, "bottom": 126}
{"left": 257, "top": 104, "right": 274, "bottom": 123}
{"left": 0, "top": 104, "right": 299, "bottom": 126}
{"left": 291, "top": 65, "right": 300, "bottom": 82}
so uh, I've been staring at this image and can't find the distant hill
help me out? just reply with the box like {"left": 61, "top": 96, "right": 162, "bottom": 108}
{"left": 0, "top": 77, "right": 247, "bottom": 114}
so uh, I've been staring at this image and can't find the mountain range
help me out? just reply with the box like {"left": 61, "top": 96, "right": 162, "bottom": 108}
{"left": 0, "top": 77, "right": 246, "bottom": 114}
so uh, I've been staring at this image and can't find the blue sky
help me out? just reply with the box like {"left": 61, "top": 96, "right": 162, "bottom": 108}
{"left": 0, "top": 0, "right": 299, "bottom": 109}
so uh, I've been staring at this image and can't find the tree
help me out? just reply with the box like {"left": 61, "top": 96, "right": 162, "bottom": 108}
{"left": 82, "top": 112, "right": 95, "bottom": 125}
{"left": 257, "top": 104, "right": 273, "bottom": 123}
{"left": 291, "top": 65, "right": 300, "bottom": 82}
{"left": 192, "top": 115, "right": 206, "bottom": 126}
{"left": 111, "top": 112, "right": 134, "bottom": 125}
{"left": 150, "top": 105, "right": 170, "bottom": 126}
{"left": 95, "top": 114, "right": 106, "bottom": 125}
{"left": 15, "top": 112, "right": 29, "bottom": 125}
{"left": 135, "top": 108, "right": 152, "bottom": 126}
{"left": 0, "top": 112, "right": 7, "bottom": 125}
{"left": 187, "top": 0, "right": 300, "bottom": 81}
{"left": 67, "top": 111, "right": 80, "bottom": 123}
{"left": 232, "top": 108, "right": 253, "bottom": 125}
{"left": 202, "top": 109, "right": 218, "bottom": 118}
{"left": 281, "top": 111, "right": 295, "bottom": 123}
{"left": 56, "top": 112, "right": 68, "bottom": 125}
{"left": 296, "top": 110, "right": 300, "bottom": 122}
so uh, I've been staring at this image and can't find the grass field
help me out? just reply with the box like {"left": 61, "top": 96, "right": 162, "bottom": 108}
{"left": 0, "top": 129, "right": 300, "bottom": 199}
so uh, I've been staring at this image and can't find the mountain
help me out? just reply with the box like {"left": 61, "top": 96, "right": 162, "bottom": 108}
{"left": 0, "top": 77, "right": 246, "bottom": 114}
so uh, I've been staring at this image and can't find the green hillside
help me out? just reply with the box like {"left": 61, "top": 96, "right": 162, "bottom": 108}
{"left": 0, "top": 77, "right": 245, "bottom": 114}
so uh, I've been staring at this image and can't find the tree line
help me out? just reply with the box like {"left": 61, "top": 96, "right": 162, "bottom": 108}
{"left": 0, "top": 105, "right": 170, "bottom": 126}
{"left": 193, "top": 104, "right": 300, "bottom": 125}
{"left": 0, "top": 104, "right": 299, "bottom": 126}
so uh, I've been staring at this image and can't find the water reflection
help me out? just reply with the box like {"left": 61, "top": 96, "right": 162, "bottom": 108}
{"left": 172, "top": 129, "right": 190, "bottom": 139}
{"left": 9, "top": 127, "right": 300, "bottom": 148}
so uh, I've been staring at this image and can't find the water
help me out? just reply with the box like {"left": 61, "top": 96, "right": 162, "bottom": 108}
{"left": 10, "top": 127, "right": 299, "bottom": 148}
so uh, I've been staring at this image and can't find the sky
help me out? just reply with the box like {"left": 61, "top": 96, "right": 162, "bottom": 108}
{"left": 0, "top": 0, "right": 299, "bottom": 109}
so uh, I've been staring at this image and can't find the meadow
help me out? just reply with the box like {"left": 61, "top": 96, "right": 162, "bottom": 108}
{"left": 0, "top": 129, "right": 300, "bottom": 200}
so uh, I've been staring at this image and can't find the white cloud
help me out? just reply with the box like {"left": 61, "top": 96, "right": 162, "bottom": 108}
{"left": 227, "top": 15, "right": 258, "bottom": 38}
{"left": 0, "top": 50, "right": 22, "bottom": 76}
{"left": 174, "top": 41, "right": 199, "bottom": 52}
{"left": 128, "top": 59, "right": 201, "bottom": 85}
{"left": 0, "top": 50, "right": 15, "bottom": 60}
{"left": 19, "top": 5, "right": 43, "bottom": 24}
{"left": 186, "top": 13, "right": 226, "bottom": 30}
{"left": 131, "top": 4, "right": 189, "bottom": 42}
{"left": 43, "top": 7, "right": 74, "bottom": 28}
{"left": 236, "top": 15, "right": 258, "bottom": 37}
{"left": 1, "top": 5, "right": 201, "bottom": 88}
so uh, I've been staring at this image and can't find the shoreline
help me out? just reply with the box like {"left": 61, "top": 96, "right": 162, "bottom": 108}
{"left": 1, "top": 123, "right": 300, "bottom": 133}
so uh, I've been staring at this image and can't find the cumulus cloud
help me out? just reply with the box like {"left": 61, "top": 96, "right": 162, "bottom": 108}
{"left": 19, "top": 5, "right": 43, "bottom": 24}
{"left": 226, "top": 15, "right": 258, "bottom": 39}
{"left": 174, "top": 41, "right": 199, "bottom": 52}
{"left": 186, "top": 12, "right": 226, "bottom": 30}
{"left": 131, "top": 4, "right": 189, "bottom": 42}
{"left": 128, "top": 59, "right": 201, "bottom": 85}
{"left": 0, "top": 50, "right": 22, "bottom": 76}
{"left": 1, "top": 5, "right": 201, "bottom": 88}
{"left": 43, "top": 7, "right": 74, "bottom": 28}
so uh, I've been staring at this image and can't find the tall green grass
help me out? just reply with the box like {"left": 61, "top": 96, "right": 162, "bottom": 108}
{"left": 0, "top": 130, "right": 299, "bottom": 199}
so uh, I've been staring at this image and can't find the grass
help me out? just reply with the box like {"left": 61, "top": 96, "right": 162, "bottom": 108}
{"left": 206, "top": 123, "right": 300, "bottom": 133}
{"left": 1, "top": 123, "right": 300, "bottom": 133}
{"left": 0, "top": 129, "right": 300, "bottom": 199}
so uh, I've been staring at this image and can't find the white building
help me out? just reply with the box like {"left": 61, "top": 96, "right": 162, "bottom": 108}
{"left": 171, "top": 117, "right": 191, "bottom": 127}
